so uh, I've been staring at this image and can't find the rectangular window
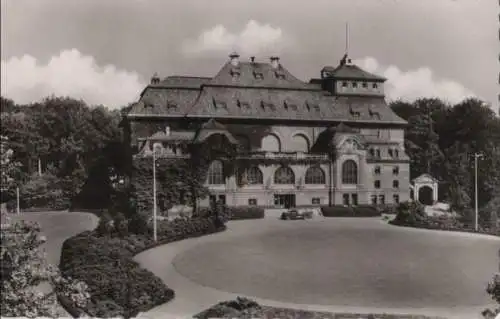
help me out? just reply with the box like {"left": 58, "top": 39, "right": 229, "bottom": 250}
{"left": 393, "top": 180, "right": 399, "bottom": 189}
{"left": 218, "top": 195, "right": 226, "bottom": 205}
{"left": 351, "top": 194, "right": 358, "bottom": 206}
{"left": 379, "top": 195, "right": 385, "bottom": 205}
{"left": 374, "top": 180, "right": 381, "bottom": 189}
{"left": 248, "top": 198, "right": 257, "bottom": 206}
{"left": 374, "top": 166, "right": 381, "bottom": 175}
{"left": 393, "top": 194, "right": 400, "bottom": 204}
{"left": 362, "top": 82, "right": 368, "bottom": 88}
{"left": 376, "top": 149, "right": 381, "bottom": 158}
{"left": 393, "top": 166, "right": 399, "bottom": 175}
{"left": 343, "top": 194, "right": 350, "bottom": 206}
{"left": 312, "top": 197, "right": 321, "bottom": 205}
{"left": 388, "top": 149, "right": 393, "bottom": 157}
{"left": 371, "top": 195, "right": 378, "bottom": 205}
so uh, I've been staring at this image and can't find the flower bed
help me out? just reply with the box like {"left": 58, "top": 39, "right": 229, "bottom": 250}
{"left": 59, "top": 216, "right": 226, "bottom": 318}
{"left": 194, "top": 297, "right": 445, "bottom": 319}
{"left": 320, "top": 205, "right": 380, "bottom": 217}
{"left": 388, "top": 202, "right": 500, "bottom": 237}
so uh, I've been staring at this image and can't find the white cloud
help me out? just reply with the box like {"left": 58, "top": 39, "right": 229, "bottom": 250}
{"left": 1, "top": 49, "right": 146, "bottom": 109}
{"left": 182, "top": 20, "right": 290, "bottom": 56}
{"left": 354, "top": 56, "right": 476, "bottom": 105}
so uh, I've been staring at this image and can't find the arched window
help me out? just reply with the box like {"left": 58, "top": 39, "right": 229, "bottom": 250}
{"left": 261, "top": 134, "right": 281, "bottom": 152}
{"left": 207, "top": 160, "right": 224, "bottom": 185}
{"left": 246, "top": 166, "right": 263, "bottom": 185}
{"left": 291, "top": 134, "right": 310, "bottom": 152}
{"left": 305, "top": 166, "right": 325, "bottom": 184}
{"left": 274, "top": 166, "right": 295, "bottom": 184}
{"left": 342, "top": 160, "right": 358, "bottom": 184}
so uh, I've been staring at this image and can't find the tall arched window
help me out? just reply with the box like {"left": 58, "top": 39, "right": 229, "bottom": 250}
{"left": 261, "top": 134, "right": 281, "bottom": 152}
{"left": 342, "top": 160, "right": 358, "bottom": 184}
{"left": 207, "top": 160, "right": 224, "bottom": 185}
{"left": 274, "top": 166, "right": 295, "bottom": 184}
{"left": 291, "top": 134, "right": 310, "bottom": 152}
{"left": 246, "top": 166, "right": 263, "bottom": 185}
{"left": 305, "top": 166, "right": 325, "bottom": 184}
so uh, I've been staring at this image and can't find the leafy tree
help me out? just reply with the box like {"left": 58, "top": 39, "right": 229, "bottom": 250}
{"left": 0, "top": 135, "right": 22, "bottom": 204}
{"left": 0, "top": 216, "right": 90, "bottom": 317}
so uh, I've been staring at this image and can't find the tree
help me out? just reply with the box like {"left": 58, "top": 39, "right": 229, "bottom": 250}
{"left": 1, "top": 216, "right": 90, "bottom": 317}
{"left": 0, "top": 135, "right": 21, "bottom": 203}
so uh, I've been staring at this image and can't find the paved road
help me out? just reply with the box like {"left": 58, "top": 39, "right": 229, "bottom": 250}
{"left": 2, "top": 211, "right": 98, "bottom": 265}
{"left": 136, "top": 218, "right": 500, "bottom": 319}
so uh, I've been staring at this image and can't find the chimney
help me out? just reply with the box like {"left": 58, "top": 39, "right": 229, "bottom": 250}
{"left": 151, "top": 72, "right": 160, "bottom": 84}
{"left": 229, "top": 52, "right": 240, "bottom": 66}
{"left": 165, "top": 126, "right": 170, "bottom": 136}
{"left": 250, "top": 56, "right": 255, "bottom": 63}
{"left": 270, "top": 56, "right": 280, "bottom": 68}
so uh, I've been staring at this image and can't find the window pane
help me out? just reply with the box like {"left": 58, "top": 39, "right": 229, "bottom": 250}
{"left": 274, "top": 166, "right": 295, "bottom": 184}
{"left": 342, "top": 160, "right": 358, "bottom": 184}
{"left": 305, "top": 166, "right": 326, "bottom": 184}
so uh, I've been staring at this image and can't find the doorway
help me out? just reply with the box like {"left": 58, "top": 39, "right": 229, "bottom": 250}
{"left": 274, "top": 194, "right": 296, "bottom": 209}
{"left": 418, "top": 186, "right": 433, "bottom": 206}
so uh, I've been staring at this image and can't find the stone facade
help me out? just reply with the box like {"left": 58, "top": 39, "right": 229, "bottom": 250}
{"left": 123, "top": 53, "right": 410, "bottom": 209}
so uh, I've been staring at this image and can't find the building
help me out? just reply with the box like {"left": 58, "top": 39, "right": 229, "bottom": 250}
{"left": 123, "top": 52, "right": 410, "bottom": 209}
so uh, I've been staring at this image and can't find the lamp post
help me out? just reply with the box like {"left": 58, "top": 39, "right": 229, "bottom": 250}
{"left": 152, "top": 147, "right": 158, "bottom": 242}
{"left": 474, "top": 152, "right": 484, "bottom": 232}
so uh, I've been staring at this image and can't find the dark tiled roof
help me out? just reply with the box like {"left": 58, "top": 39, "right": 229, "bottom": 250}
{"left": 185, "top": 86, "right": 406, "bottom": 124}
{"left": 142, "top": 130, "right": 196, "bottom": 141}
{"left": 328, "top": 64, "right": 386, "bottom": 81}
{"left": 128, "top": 87, "right": 200, "bottom": 116}
{"left": 155, "top": 76, "right": 211, "bottom": 88}
{"left": 208, "top": 61, "right": 314, "bottom": 90}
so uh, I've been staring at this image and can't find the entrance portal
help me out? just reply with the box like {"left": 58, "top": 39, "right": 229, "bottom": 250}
{"left": 418, "top": 186, "right": 434, "bottom": 206}
{"left": 274, "top": 194, "right": 296, "bottom": 209}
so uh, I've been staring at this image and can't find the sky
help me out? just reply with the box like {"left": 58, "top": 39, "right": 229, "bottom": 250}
{"left": 0, "top": 0, "right": 497, "bottom": 112}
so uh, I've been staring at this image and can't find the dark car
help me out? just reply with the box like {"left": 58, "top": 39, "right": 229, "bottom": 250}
{"left": 280, "top": 209, "right": 306, "bottom": 220}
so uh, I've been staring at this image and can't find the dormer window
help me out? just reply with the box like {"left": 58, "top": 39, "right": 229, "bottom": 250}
{"left": 230, "top": 67, "right": 241, "bottom": 78}
{"left": 213, "top": 98, "right": 227, "bottom": 109}
{"left": 369, "top": 108, "right": 381, "bottom": 120}
{"left": 261, "top": 101, "right": 275, "bottom": 111}
{"left": 342, "top": 82, "right": 348, "bottom": 87}
{"left": 362, "top": 82, "right": 368, "bottom": 88}
{"left": 372, "top": 83, "right": 378, "bottom": 89}
{"left": 275, "top": 71, "right": 285, "bottom": 79}
{"left": 253, "top": 71, "right": 264, "bottom": 80}
{"left": 284, "top": 101, "right": 297, "bottom": 111}
{"left": 352, "top": 82, "right": 358, "bottom": 88}
{"left": 236, "top": 99, "right": 250, "bottom": 109}
{"left": 167, "top": 101, "right": 177, "bottom": 109}
{"left": 349, "top": 106, "right": 360, "bottom": 118}
{"left": 306, "top": 102, "right": 320, "bottom": 112}
{"left": 144, "top": 102, "right": 154, "bottom": 109}
{"left": 388, "top": 149, "right": 393, "bottom": 157}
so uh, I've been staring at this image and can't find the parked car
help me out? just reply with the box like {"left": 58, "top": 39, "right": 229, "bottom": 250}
{"left": 280, "top": 209, "right": 306, "bottom": 220}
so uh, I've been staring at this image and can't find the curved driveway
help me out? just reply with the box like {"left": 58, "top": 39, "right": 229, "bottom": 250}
{"left": 135, "top": 218, "right": 500, "bottom": 319}
{"left": 3, "top": 211, "right": 98, "bottom": 265}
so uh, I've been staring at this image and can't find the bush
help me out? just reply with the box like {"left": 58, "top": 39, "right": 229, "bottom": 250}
{"left": 194, "top": 297, "right": 263, "bottom": 319}
{"left": 320, "top": 205, "right": 380, "bottom": 217}
{"left": 227, "top": 206, "right": 265, "bottom": 220}
{"left": 60, "top": 215, "right": 226, "bottom": 318}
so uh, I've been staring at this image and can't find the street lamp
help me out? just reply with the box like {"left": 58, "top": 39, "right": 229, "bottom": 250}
{"left": 474, "top": 152, "right": 484, "bottom": 232}
{"left": 152, "top": 144, "right": 160, "bottom": 242}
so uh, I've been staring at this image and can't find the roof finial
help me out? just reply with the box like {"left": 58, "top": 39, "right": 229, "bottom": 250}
{"left": 345, "top": 22, "right": 349, "bottom": 56}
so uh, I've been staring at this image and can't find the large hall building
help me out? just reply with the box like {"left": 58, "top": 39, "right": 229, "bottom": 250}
{"left": 124, "top": 52, "right": 410, "bottom": 209}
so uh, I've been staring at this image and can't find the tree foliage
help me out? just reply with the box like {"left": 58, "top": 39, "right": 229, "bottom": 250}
{"left": 0, "top": 215, "right": 90, "bottom": 318}
{"left": 390, "top": 98, "right": 500, "bottom": 215}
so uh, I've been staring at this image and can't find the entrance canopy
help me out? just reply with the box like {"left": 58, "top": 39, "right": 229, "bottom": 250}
{"left": 411, "top": 174, "right": 438, "bottom": 206}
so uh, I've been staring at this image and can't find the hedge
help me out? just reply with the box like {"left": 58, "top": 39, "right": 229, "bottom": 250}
{"left": 59, "top": 216, "right": 226, "bottom": 318}
{"left": 320, "top": 205, "right": 380, "bottom": 217}
{"left": 197, "top": 206, "right": 265, "bottom": 220}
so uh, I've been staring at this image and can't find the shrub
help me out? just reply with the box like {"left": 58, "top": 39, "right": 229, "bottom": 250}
{"left": 128, "top": 211, "right": 150, "bottom": 235}
{"left": 227, "top": 206, "right": 265, "bottom": 220}
{"left": 60, "top": 215, "right": 226, "bottom": 318}
{"left": 320, "top": 206, "right": 354, "bottom": 217}
{"left": 194, "top": 297, "right": 263, "bottom": 319}
{"left": 352, "top": 205, "right": 380, "bottom": 217}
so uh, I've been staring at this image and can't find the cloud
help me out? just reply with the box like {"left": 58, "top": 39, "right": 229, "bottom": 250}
{"left": 353, "top": 57, "right": 477, "bottom": 105}
{"left": 182, "top": 20, "right": 290, "bottom": 56}
{"left": 1, "top": 49, "right": 146, "bottom": 109}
